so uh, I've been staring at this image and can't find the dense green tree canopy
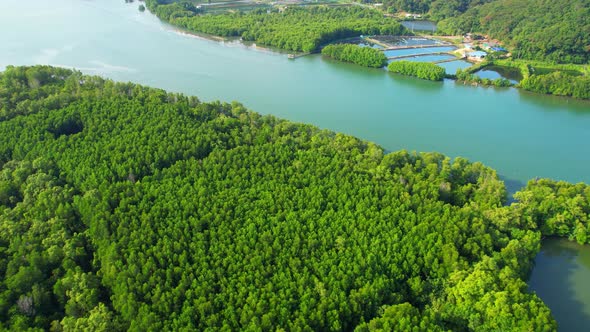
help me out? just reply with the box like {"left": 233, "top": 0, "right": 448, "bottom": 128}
{"left": 388, "top": 61, "right": 446, "bottom": 81}
{"left": 0, "top": 65, "right": 582, "bottom": 331}
{"left": 321, "top": 44, "right": 388, "bottom": 68}
{"left": 513, "top": 179, "right": 590, "bottom": 245}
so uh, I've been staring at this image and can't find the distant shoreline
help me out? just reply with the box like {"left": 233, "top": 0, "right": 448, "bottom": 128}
{"left": 168, "top": 27, "right": 303, "bottom": 57}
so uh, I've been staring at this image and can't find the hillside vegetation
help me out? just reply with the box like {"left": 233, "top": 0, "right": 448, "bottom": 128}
{"left": 367, "top": 0, "right": 589, "bottom": 64}
{"left": 3, "top": 66, "right": 590, "bottom": 331}
{"left": 437, "top": 0, "right": 590, "bottom": 64}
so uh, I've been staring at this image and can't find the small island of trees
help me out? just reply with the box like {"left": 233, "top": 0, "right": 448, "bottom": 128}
{"left": 321, "top": 44, "right": 387, "bottom": 68}
{"left": 388, "top": 61, "right": 446, "bottom": 81}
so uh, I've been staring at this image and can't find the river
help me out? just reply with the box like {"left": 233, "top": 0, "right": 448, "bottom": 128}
{"left": 1, "top": 0, "right": 589, "bottom": 329}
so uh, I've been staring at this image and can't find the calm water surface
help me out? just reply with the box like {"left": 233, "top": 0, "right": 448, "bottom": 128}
{"left": 438, "top": 60, "right": 472, "bottom": 74}
{"left": 529, "top": 239, "right": 590, "bottom": 331}
{"left": 1, "top": 1, "right": 590, "bottom": 329}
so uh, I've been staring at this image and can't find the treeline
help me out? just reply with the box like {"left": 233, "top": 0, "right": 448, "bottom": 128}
{"left": 426, "top": 0, "right": 495, "bottom": 20}
{"left": 519, "top": 72, "right": 590, "bottom": 99}
{"left": 321, "top": 44, "right": 387, "bottom": 68}
{"left": 1, "top": 65, "right": 584, "bottom": 331}
{"left": 145, "top": 1, "right": 407, "bottom": 52}
{"left": 388, "top": 60, "right": 445, "bottom": 81}
{"left": 437, "top": 0, "right": 590, "bottom": 64}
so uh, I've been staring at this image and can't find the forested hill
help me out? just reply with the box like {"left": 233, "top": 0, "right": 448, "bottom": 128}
{"left": 4, "top": 65, "right": 589, "bottom": 331}
{"left": 437, "top": 0, "right": 590, "bottom": 64}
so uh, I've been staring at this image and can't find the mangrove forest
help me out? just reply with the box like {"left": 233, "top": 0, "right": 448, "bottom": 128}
{"left": 1, "top": 66, "right": 589, "bottom": 331}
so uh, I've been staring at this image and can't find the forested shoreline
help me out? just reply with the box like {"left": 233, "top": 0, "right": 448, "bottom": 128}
{"left": 436, "top": 0, "right": 589, "bottom": 64}
{"left": 1, "top": 65, "right": 589, "bottom": 330}
{"left": 519, "top": 73, "right": 590, "bottom": 99}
